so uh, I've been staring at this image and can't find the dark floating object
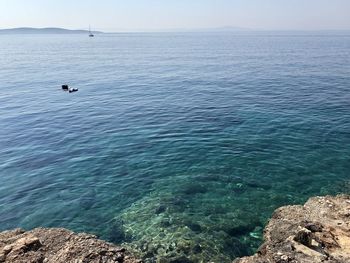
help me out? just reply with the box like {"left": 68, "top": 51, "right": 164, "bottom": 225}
{"left": 61, "top": 85, "right": 78, "bottom": 93}
{"left": 69, "top": 88, "right": 79, "bottom": 93}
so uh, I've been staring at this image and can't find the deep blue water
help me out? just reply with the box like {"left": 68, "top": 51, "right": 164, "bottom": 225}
{"left": 1, "top": 32, "right": 350, "bottom": 262}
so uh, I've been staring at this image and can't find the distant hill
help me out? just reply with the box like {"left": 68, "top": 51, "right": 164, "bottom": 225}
{"left": 129, "top": 26, "right": 253, "bottom": 33}
{"left": 0, "top": 27, "right": 103, "bottom": 34}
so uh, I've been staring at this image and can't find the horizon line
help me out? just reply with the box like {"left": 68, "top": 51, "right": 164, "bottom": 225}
{"left": 1, "top": 26, "right": 350, "bottom": 33}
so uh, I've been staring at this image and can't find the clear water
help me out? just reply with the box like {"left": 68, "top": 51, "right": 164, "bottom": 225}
{"left": 1, "top": 32, "right": 350, "bottom": 262}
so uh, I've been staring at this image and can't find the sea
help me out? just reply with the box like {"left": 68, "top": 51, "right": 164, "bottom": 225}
{"left": 0, "top": 32, "right": 350, "bottom": 262}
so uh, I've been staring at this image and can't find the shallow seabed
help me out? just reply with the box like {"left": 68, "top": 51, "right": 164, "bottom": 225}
{"left": 0, "top": 32, "right": 350, "bottom": 262}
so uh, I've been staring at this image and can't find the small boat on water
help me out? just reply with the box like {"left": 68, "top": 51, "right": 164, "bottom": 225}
{"left": 89, "top": 25, "right": 94, "bottom": 37}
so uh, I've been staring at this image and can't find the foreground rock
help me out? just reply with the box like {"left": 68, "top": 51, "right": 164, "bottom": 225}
{"left": 0, "top": 228, "right": 140, "bottom": 263}
{"left": 234, "top": 195, "right": 350, "bottom": 263}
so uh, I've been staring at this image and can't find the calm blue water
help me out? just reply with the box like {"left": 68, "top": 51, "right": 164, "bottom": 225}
{"left": 1, "top": 32, "right": 350, "bottom": 262}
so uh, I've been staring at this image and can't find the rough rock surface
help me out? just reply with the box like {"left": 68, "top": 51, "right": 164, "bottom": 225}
{"left": 234, "top": 195, "right": 350, "bottom": 263}
{"left": 0, "top": 228, "right": 140, "bottom": 263}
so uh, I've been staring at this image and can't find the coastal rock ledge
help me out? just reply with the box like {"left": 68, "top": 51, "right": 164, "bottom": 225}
{"left": 0, "top": 228, "right": 140, "bottom": 263}
{"left": 1, "top": 195, "right": 349, "bottom": 263}
{"left": 234, "top": 195, "right": 350, "bottom": 263}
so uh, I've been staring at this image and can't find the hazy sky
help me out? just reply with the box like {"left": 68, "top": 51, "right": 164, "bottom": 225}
{"left": 1, "top": 0, "right": 350, "bottom": 32}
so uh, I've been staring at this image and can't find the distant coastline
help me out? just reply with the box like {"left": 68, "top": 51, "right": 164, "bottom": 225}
{"left": 1, "top": 27, "right": 349, "bottom": 35}
{"left": 0, "top": 27, "right": 103, "bottom": 34}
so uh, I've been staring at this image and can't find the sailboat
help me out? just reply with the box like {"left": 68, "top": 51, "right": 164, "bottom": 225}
{"left": 89, "top": 25, "right": 94, "bottom": 37}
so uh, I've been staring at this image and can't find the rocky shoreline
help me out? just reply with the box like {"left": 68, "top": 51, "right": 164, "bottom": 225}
{"left": 0, "top": 195, "right": 349, "bottom": 263}
{"left": 234, "top": 195, "right": 350, "bottom": 263}
{"left": 0, "top": 228, "right": 140, "bottom": 263}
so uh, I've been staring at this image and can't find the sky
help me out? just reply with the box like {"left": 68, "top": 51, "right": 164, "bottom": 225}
{"left": 1, "top": 0, "right": 350, "bottom": 32}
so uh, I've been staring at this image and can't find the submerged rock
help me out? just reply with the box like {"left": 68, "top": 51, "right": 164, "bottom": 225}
{"left": 168, "top": 255, "right": 193, "bottom": 263}
{"left": 234, "top": 195, "right": 350, "bottom": 263}
{"left": 226, "top": 224, "right": 256, "bottom": 237}
{"left": 0, "top": 228, "right": 140, "bottom": 263}
{"left": 187, "top": 223, "right": 202, "bottom": 233}
{"left": 108, "top": 218, "right": 129, "bottom": 244}
{"left": 181, "top": 184, "right": 207, "bottom": 195}
{"left": 155, "top": 205, "right": 167, "bottom": 214}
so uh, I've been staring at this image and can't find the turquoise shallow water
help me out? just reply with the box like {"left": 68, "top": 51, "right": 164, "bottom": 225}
{"left": 1, "top": 32, "right": 350, "bottom": 262}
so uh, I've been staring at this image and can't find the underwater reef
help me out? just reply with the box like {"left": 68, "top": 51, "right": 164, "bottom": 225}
{"left": 118, "top": 174, "right": 266, "bottom": 263}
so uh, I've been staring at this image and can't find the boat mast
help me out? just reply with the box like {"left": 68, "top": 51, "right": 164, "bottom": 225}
{"left": 89, "top": 25, "right": 94, "bottom": 37}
